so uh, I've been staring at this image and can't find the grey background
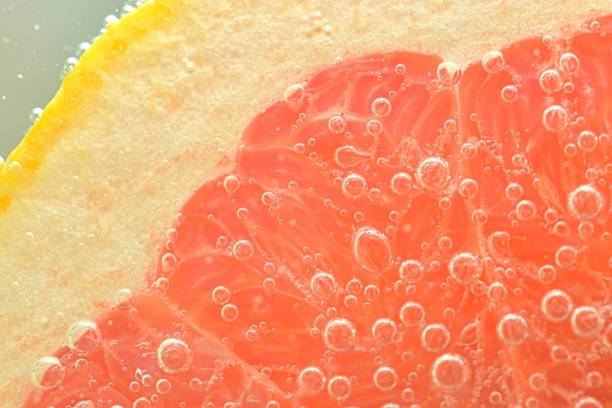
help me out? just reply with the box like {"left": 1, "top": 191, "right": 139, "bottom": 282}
{"left": 0, "top": 0, "right": 126, "bottom": 158}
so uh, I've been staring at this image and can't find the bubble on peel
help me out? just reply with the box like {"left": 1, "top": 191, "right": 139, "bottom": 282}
{"left": 327, "top": 375, "right": 352, "bottom": 400}
{"left": 157, "top": 338, "right": 192, "bottom": 374}
{"left": 297, "top": 366, "right": 325, "bottom": 395}
{"left": 567, "top": 185, "right": 604, "bottom": 220}
{"left": 416, "top": 157, "right": 450, "bottom": 192}
{"left": 501, "top": 85, "right": 519, "bottom": 103}
{"left": 437, "top": 61, "right": 462, "bottom": 86}
{"left": 67, "top": 320, "right": 102, "bottom": 353}
{"left": 390, "top": 172, "right": 412, "bottom": 195}
{"left": 448, "top": 252, "right": 481, "bottom": 284}
{"left": 421, "top": 323, "right": 450, "bottom": 352}
{"left": 371, "top": 318, "right": 398, "bottom": 345}
{"left": 342, "top": 172, "right": 367, "bottom": 199}
{"left": 373, "top": 366, "right": 398, "bottom": 391}
{"left": 541, "top": 289, "right": 573, "bottom": 322}
{"left": 559, "top": 52, "right": 580, "bottom": 75}
{"left": 571, "top": 306, "right": 603, "bottom": 338}
{"left": 221, "top": 303, "right": 239, "bottom": 322}
{"left": 32, "top": 356, "right": 65, "bottom": 389}
{"left": 399, "top": 259, "right": 425, "bottom": 282}
{"left": 328, "top": 115, "right": 346, "bottom": 134}
{"left": 352, "top": 226, "right": 392, "bottom": 274}
{"left": 538, "top": 69, "right": 562, "bottom": 94}
{"left": 310, "top": 272, "right": 337, "bottom": 300}
{"left": 223, "top": 175, "right": 240, "bottom": 193}
{"left": 232, "top": 239, "right": 254, "bottom": 261}
{"left": 575, "top": 396, "right": 604, "bottom": 408}
{"left": 371, "top": 97, "right": 392, "bottom": 117}
{"left": 284, "top": 83, "right": 304, "bottom": 104}
{"left": 542, "top": 105, "right": 567, "bottom": 132}
{"left": 399, "top": 301, "right": 425, "bottom": 327}
{"left": 115, "top": 288, "right": 133, "bottom": 305}
{"left": 515, "top": 199, "right": 537, "bottom": 221}
{"left": 496, "top": 313, "right": 528, "bottom": 346}
{"left": 555, "top": 245, "right": 578, "bottom": 269}
{"left": 323, "top": 318, "right": 356, "bottom": 352}
{"left": 212, "top": 285, "right": 231, "bottom": 305}
{"left": 431, "top": 354, "right": 470, "bottom": 390}
{"left": 481, "top": 50, "right": 505, "bottom": 74}
{"left": 29, "top": 107, "right": 43, "bottom": 123}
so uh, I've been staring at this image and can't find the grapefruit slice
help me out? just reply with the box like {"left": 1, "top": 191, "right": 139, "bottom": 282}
{"left": 1, "top": 1, "right": 611, "bottom": 406}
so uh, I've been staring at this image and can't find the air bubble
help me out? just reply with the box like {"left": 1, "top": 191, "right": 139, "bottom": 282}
{"left": 481, "top": 50, "right": 505, "bottom": 74}
{"left": 67, "top": 320, "right": 102, "bottom": 353}
{"left": 32, "top": 356, "right": 65, "bottom": 389}
{"left": 541, "top": 290, "right": 573, "bottom": 323}
{"left": 577, "top": 131, "right": 598, "bottom": 152}
{"left": 323, "top": 318, "right": 356, "bottom": 352}
{"left": 366, "top": 119, "right": 384, "bottom": 136}
{"left": 390, "top": 172, "right": 412, "bottom": 195}
{"left": 221, "top": 304, "right": 239, "bottom": 322}
{"left": 571, "top": 306, "right": 603, "bottom": 338}
{"left": 399, "top": 259, "right": 425, "bottom": 282}
{"left": 223, "top": 175, "right": 240, "bottom": 193}
{"left": 542, "top": 105, "right": 568, "bottom": 132}
{"left": 157, "top": 338, "right": 192, "bottom": 374}
{"left": 328, "top": 115, "right": 346, "bottom": 134}
{"left": 327, "top": 375, "right": 352, "bottom": 400}
{"left": 352, "top": 226, "right": 392, "bottom": 274}
{"left": 567, "top": 185, "right": 604, "bottom": 220}
{"left": 501, "top": 85, "right": 519, "bottom": 103}
{"left": 371, "top": 318, "right": 398, "bottom": 345}
{"left": 559, "top": 52, "right": 580, "bottom": 75}
{"left": 575, "top": 396, "right": 604, "bottom": 408}
{"left": 342, "top": 173, "right": 367, "bottom": 199}
{"left": 399, "top": 301, "right": 425, "bottom": 327}
{"left": 515, "top": 199, "right": 537, "bottom": 221}
{"left": 297, "top": 366, "right": 325, "bottom": 395}
{"left": 416, "top": 157, "right": 450, "bottom": 192}
{"left": 232, "top": 239, "right": 254, "bottom": 261}
{"left": 371, "top": 97, "right": 392, "bottom": 117}
{"left": 310, "top": 272, "right": 337, "bottom": 300}
{"left": 284, "top": 83, "right": 304, "bottom": 105}
{"left": 528, "top": 372, "right": 547, "bottom": 392}
{"left": 421, "top": 323, "right": 450, "bottom": 352}
{"left": 448, "top": 252, "right": 481, "bottom": 284}
{"left": 212, "top": 286, "right": 231, "bottom": 305}
{"left": 496, "top": 313, "right": 528, "bottom": 346}
{"left": 555, "top": 245, "right": 578, "bottom": 269}
{"left": 504, "top": 182, "right": 524, "bottom": 201}
{"left": 537, "top": 264, "right": 557, "bottom": 284}
{"left": 394, "top": 63, "right": 407, "bottom": 75}
{"left": 373, "top": 366, "right": 398, "bottom": 391}
{"left": 156, "top": 378, "right": 172, "bottom": 394}
{"left": 431, "top": 353, "right": 470, "bottom": 390}
{"left": 459, "top": 178, "right": 478, "bottom": 198}
{"left": 73, "top": 401, "right": 95, "bottom": 408}
{"left": 437, "top": 61, "right": 462, "bottom": 86}
{"left": 538, "top": 69, "right": 562, "bottom": 94}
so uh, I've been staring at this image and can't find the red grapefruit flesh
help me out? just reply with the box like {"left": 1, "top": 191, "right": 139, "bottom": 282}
{"left": 25, "top": 15, "right": 611, "bottom": 408}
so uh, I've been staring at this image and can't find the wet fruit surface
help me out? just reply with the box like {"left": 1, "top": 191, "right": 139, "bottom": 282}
{"left": 25, "top": 15, "right": 611, "bottom": 408}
